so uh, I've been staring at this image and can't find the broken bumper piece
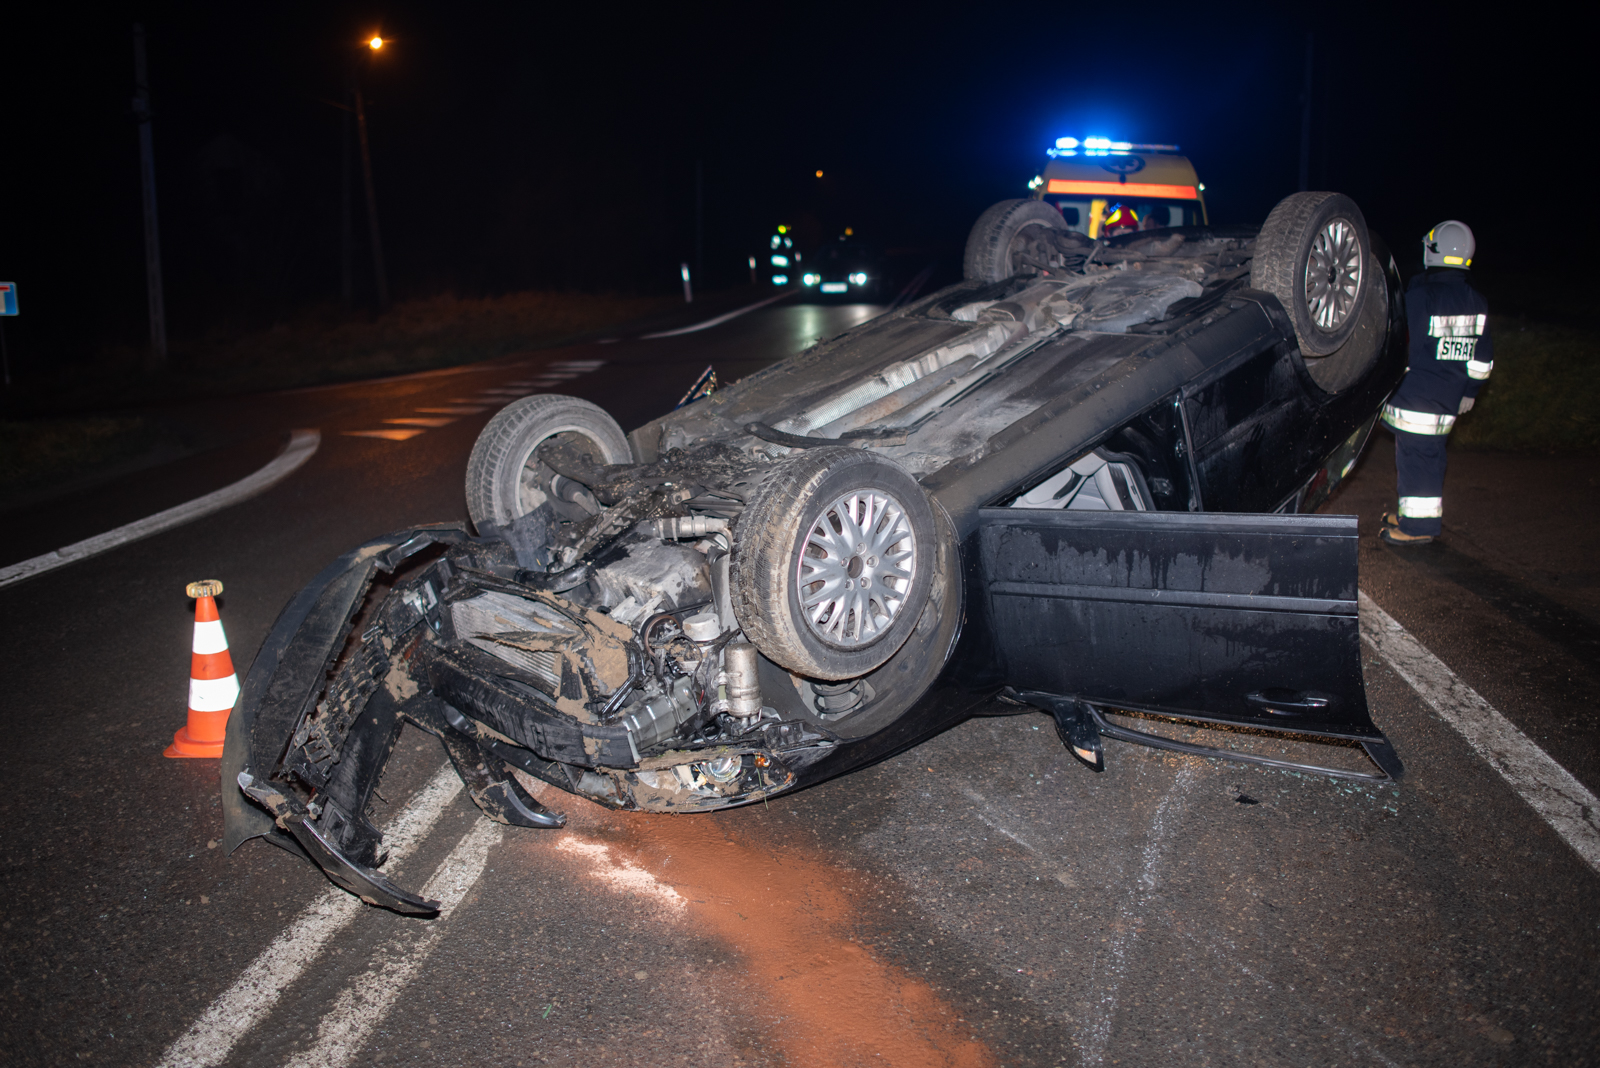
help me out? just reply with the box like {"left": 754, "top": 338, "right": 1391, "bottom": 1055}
{"left": 223, "top": 525, "right": 818, "bottom": 912}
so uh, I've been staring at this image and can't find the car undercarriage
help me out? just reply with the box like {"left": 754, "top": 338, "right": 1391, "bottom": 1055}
{"left": 227, "top": 192, "right": 1408, "bottom": 913}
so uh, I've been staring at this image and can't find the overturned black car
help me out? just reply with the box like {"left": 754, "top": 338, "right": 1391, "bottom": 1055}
{"left": 225, "top": 191, "right": 1407, "bottom": 913}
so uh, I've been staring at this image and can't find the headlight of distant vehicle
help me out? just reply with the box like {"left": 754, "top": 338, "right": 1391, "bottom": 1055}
{"left": 850, "top": 272, "right": 868, "bottom": 286}
{"left": 771, "top": 254, "right": 790, "bottom": 267}
{"left": 802, "top": 273, "right": 819, "bottom": 286}
{"left": 771, "top": 274, "right": 789, "bottom": 285}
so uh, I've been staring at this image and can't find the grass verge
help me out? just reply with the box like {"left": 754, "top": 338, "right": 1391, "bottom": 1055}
{"left": 1452, "top": 317, "right": 1599, "bottom": 451}
{"left": 0, "top": 416, "right": 157, "bottom": 499}
{"left": 5, "top": 289, "right": 688, "bottom": 418}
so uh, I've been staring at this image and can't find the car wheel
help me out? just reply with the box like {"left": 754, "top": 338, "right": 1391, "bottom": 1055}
{"left": 1297, "top": 251, "right": 1389, "bottom": 393}
{"left": 754, "top": 502, "right": 962, "bottom": 739}
{"left": 963, "top": 199, "right": 1070, "bottom": 284}
{"left": 1251, "top": 191, "right": 1373, "bottom": 357}
{"left": 464, "top": 394, "right": 632, "bottom": 529}
{"left": 731, "top": 447, "right": 942, "bottom": 681}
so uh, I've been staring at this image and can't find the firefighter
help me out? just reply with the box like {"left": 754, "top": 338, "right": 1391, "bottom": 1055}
{"left": 1101, "top": 203, "right": 1140, "bottom": 238}
{"left": 1379, "top": 220, "right": 1492, "bottom": 545}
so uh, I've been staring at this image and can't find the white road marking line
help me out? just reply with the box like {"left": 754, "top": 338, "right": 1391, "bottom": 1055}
{"left": 282, "top": 821, "right": 502, "bottom": 1068}
{"left": 550, "top": 359, "right": 606, "bottom": 369}
{"left": 1078, "top": 761, "right": 1198, "bottom": 1067}
{"left": 156, "top": 765, "right": 464, "bottom": 1068}
{"left": 640, "top": 290, "right": 793, "bottom": 338}
{"left": 1360, "top": 591, "right": 1600, "bottom": 873}
{"left": 343, "top": 428, "right": 426, "bottom": 441}
{"left": 0, "top": 429, "right": 320, "bottom": 590}
{"left": 382, "top": 417, "right": 456, "bottom": 428}
{"left": 414, "top": 406, "right": 486, "bottom": 415}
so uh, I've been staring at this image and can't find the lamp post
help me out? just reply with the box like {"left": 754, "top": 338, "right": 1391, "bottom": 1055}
{"left": 348, "top": 35, "right": 390, "bottom": 311}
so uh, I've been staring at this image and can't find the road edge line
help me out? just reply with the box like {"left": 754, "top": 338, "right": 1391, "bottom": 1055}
{"left": 639, "top": 290, "right": 795, "bottom": 338}
{"left": 155, "top": 764, "right": 463, "bottom": 1068}
{"left": 1359, "top": 590, "right": 1600, "bottom": 874}
{"left": 0, "top": 428, "right": 320, "bottom": 590}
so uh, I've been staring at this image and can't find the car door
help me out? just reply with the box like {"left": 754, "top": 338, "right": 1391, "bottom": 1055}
{"left": 1181, "top": 341, "right": 1321, "bottom": 513}
{"left": 973, "top": 507, "right": 1388, "bottom": 747}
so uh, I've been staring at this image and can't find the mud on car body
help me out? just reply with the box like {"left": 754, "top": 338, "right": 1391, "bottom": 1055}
{"left": 225, "top": 191, "right": 1407, "bottom": 913}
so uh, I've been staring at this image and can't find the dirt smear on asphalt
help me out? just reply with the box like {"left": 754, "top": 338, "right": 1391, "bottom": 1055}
{"left": 539, "top": 789, "right": 995, "bottom": 1068}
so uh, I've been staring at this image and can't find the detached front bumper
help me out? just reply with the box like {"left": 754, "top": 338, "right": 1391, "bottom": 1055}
{"left": 223, "top": 526, "right": 820, "bottom": 914}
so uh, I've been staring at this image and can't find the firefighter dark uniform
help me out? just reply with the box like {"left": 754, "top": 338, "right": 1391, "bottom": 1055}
{"left": 1380, "top": 221, "right": 1492, "bottom": 544}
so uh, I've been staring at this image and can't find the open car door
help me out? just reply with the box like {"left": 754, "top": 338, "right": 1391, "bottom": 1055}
{"left": 975, "top": 508, "right": 1402, "bottom": 780}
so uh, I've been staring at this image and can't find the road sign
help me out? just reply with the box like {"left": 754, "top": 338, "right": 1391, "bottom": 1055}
{"left": 0, "top": 282, "right": 16, "bottom": 316}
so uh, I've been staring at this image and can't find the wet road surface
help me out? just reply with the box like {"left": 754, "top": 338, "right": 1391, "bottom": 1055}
{"left": 2, "top": 298, "right": 1597, "bottom": 1068}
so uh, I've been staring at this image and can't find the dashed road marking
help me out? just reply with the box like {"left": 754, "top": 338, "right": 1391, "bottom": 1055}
{"left": 382, "top": 417, "right": 456, "bottom": 428}
{"left": 282, "top": 821, "right": 502, "bottom": 1068}
{"left": 156, "top": 766, "right": 464, "bottom": 1068}
{"left": 342, "top": 428, "right": 425, "bottom": 441}
{"left": 414, "top": 406, "right": 487, "bottom": 415}
{"left": 1360, "top": 591, "right": 1600, "bottom": 874}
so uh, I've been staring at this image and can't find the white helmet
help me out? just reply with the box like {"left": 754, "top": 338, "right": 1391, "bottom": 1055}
{"left": 1423, "top": 220, "right": 1474, "bottom": 269}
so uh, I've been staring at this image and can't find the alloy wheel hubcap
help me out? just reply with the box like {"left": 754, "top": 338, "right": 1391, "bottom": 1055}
{"left": 1303, "top": 219, "right": 1363, "bottom": 331}
{"left": 796, "top": 490, "right": 917, "bottom": 647}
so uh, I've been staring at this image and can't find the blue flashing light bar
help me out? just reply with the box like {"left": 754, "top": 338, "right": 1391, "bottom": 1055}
{"left": 1047, "top": 136, "right": 1180, "bottom": 158}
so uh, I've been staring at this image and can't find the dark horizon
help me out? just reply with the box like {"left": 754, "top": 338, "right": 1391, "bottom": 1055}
{"left": 0, "top": 2, "right": 1581, "bottom": 376}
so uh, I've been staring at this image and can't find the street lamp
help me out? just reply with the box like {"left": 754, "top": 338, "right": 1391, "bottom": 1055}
{"left": 345, "top": 35, "right": 390, "bottom": 310}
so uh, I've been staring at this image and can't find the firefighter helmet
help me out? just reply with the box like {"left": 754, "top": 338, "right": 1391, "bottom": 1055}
{"left": 1102, "top": 203, "right": 1139, "bottom": 237}
{"left": 1423, "top": 220, "right": 1474, "bottom": 269}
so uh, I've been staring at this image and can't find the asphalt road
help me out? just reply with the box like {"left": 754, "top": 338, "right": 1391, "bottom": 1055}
{"left": 2, "top": 296, "right": 1597, "bottom": 1068}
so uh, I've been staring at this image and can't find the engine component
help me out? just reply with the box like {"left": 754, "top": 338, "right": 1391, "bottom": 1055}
{"left": 641, "top": 516, "right": 730, "bottom": 540}
{"left": 681, "top": 611, "right": 722, "bottom": 642}
{"left": 723, "top": 641, "right": 763, "bottom": 723}
{"left": 619, "top": 676, "right": 698, "bottom": 752}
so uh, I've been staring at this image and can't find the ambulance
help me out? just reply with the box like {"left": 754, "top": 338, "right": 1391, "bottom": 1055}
{"left": 1027, "top": 137, "right": 1208, "bottom": 237}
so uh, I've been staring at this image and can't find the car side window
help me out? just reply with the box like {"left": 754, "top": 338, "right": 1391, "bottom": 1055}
{"left": 1001, "top": 398, "right": 1193, "bottom": 512}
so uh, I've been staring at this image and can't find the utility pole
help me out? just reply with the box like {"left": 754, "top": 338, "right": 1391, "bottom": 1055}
{"left": 133, "top": 24, "right": 168, "bottom": 370}
{"left": 353, "top": 76, "right": 389, "bottom": 311}
{"left": 1298, "top": 32, "right": 1314, "bottom": 192}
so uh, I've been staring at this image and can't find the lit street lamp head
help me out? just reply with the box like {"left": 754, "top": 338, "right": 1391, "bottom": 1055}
{"left": 368, "top": 35, "right": 384, "bottom": 50}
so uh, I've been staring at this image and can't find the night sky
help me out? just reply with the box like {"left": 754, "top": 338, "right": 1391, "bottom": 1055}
{"left": 0, "top": 2, "right": 1579, "bottom": 370}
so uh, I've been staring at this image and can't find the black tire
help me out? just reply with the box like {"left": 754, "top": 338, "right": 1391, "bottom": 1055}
{"left": 731, "top": 447, "right": 942, "bottom": 681}
{"left": 464, "top": 394, "right": 632, "bottom": 529}
{"left": 963, "top": 199, "right": 1070, "bottom": 283}
{"left": 754, "top": 503, "right": 962, "bottom": 740}
{"left": 1299, "top": 252, "right": 1388, "bottom": 393}
{"left": 1251, "top": 191, "right": 1372, "bottom": 357}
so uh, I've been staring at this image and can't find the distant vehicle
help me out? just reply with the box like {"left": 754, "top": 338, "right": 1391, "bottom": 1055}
{"left": 800, "top": 235, "right": 882, "bottom": 299}
{"left": 766, "top": 225, "right": 799, "bottom": 287}
{"left": 1028, "top": 137, "right": 1208, "bottom": 236}
{"left": 226, "top": 189, "right": 1405, "bottom": 915}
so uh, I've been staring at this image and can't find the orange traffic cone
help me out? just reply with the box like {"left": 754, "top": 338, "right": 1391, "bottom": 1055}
{"left": 165, "top": 580, "right": 240, "bottom": 759}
